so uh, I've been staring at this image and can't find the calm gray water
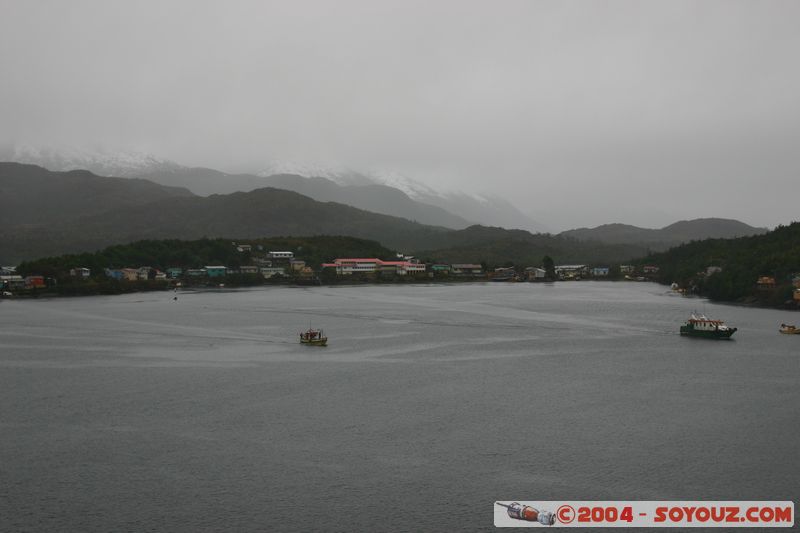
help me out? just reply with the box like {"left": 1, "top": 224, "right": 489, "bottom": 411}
{"left": 0, "top": 282, "right": 797, "bottom": 531}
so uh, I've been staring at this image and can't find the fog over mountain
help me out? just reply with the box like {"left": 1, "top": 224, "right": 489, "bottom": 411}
{"left": 0, "top": 143, "right": 544, "bottom": 231}
{"left": 2, "top": 1, "right": 799, "bottom": 230}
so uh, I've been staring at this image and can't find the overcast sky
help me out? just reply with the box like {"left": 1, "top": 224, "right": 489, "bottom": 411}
{"left": 2, "top": 0, "right": 798, "bottom": 229}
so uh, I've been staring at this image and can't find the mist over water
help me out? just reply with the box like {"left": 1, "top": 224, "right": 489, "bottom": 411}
{"left": 1, "top": 283, "right": 797, "bottom": 531}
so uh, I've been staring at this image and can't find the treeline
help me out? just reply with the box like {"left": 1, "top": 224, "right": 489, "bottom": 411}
{"left": 413, "top": 226, "right": 646, "bottom": 266}
{"left": 16, "top": 236, "right": 395, "bottom": 278}
{"left": 637, "top": 222, "right": 800, "bottom": 304}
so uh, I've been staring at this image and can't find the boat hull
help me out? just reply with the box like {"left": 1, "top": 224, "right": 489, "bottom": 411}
{"left": 680, "top": 325, "right": 737, "bottom": 339}
{"left": 300, "top": 338, "right": 328, "bottom": 346}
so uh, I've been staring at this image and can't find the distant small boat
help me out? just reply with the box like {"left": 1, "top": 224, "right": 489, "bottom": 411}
{"left": 680, "top": 313, "right": 737, "bottom": 339}
{"left": 300, "top": 328, "right": 328, "bottom": 346}
{"left": 779, "top": 324, "right": 800, "bottom": 335}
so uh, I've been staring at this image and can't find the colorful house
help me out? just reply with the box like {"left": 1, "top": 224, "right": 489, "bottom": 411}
{"left": 166, "top": 268, "right": 183, "bottom": 278}
{"left": 25, "top": 276, "right": 46, "bottom": 289}
{"left": 104, "top": 268, "right": 123, "bottom": 280}
{"left": 205, "top": 266, "right": 227, "bottom": 278}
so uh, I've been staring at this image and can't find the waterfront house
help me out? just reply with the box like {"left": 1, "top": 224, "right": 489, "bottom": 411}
{"left": 322, "top": 258, "right": 380, "bottom": 275}
{"left": 260, "top": 267, "right": 286, "bottom": 278}
{"left": 236, "top": 244, "right": 252, "bottom": 253}
{"left": 25, "top": 276, "right": 46, "bottom": 289}
{"left": 757, "top": 276, "right": 776, "bottom": 289}
{"left": 431, "top": 264, "right": 451, "bottom": 274}
{"left": 298, "top": 266, "right": 316, "bottom": 278}
{"left": 525, "top": 267, "right": 547, "bottom": 280}
{"left": 322, "top": 258, "right": 426, "bottom": 276}
{"left": 70, "top": 267, "right": 91, "bottom": 279}
{"left": 205, "top": 266, "right": 227, "bottom": 278}
{"left": 492, "top": 267, "right": 517, "bottom": 280}
{"left": 450, "top": 264, "right": 483, "bottom": 277}
{"left": 240, "top": 265, "right": 259, "bottom": 275}
{"left": 1, "top": 275, "right": 25, "bottom": 290}
{"left": 384, "top": 261, "right": 426, "bottom": 276}
{"left": 104, "top": 268, "right": 123, "bottom": 280}
{"left": 185, "top": 268, "right": 207, "bottom": 277}
{"left": 121, "top": 269, "right": 139, "bottom": 281}
{"left": 166, "top": 268, "right": 183, "bottom": 279}
{"left": 591, "top": 267, "right": 610, "bottom": 277}
{"left": 556, "top": 265, "right": 588, "bottom": 279}
{"left": 289, "top": 260, "right": 306, "bottom": 271}
{"left": 643, "top": 265, "right": 660, "bottom": 274}
{"left": 619, "top": 265, "right": 634, "bottom": 274}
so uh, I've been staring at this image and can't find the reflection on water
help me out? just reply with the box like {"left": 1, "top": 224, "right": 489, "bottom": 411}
{"left": 1, "top": 282, "right": 797, "bottom": 531}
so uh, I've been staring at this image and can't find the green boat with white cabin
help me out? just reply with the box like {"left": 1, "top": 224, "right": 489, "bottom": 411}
{"left": 680, "top": 313, "right": 737, "bottom": 339}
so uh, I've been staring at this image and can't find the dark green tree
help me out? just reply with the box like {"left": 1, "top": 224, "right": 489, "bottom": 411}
{"left": 542, "top": 255, "right": 556, "bottom": 280}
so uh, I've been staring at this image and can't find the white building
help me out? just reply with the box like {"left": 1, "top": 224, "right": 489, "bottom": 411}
{"left": 525, "top": 267, "right": 547, "bottom": 279}
{"left": 268, "top": 251, "right": 294, "bottom": 260}
{"left": 322, "top": 258, "right": 426, "bottom": 276}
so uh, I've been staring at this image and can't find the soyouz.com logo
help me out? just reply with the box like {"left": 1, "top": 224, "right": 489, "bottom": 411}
{"left": 494, "top": 501, "right": 794, "bottom": 527}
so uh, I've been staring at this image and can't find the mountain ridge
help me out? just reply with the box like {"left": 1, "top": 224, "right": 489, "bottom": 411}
{"left": 558, "top": 218, "right": 767, "bottom": 251}
{"left": 1, "top": 143, "right": 544, "bottom": 231}
{"left": 0, "top": 163, "right": 774, "bottom": 269}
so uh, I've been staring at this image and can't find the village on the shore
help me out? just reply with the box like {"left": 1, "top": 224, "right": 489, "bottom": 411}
{"left": 2, "top": 240, "right": 800, "bottom": 306}
{"left": 1, "top": 240, "right": 659, "bottom": 294}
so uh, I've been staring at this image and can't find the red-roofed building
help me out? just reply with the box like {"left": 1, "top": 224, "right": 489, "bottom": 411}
{"left": 321, "top": 258, "right": 426, "bottom": 276}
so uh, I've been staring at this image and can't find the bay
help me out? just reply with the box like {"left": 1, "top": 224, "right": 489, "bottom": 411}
{"left": 0, "top": 282, "right": 797, "bottom": 531}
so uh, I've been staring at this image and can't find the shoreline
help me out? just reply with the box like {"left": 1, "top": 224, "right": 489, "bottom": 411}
{"left": 3, "top": 277, "right": 798, "bottom": 312}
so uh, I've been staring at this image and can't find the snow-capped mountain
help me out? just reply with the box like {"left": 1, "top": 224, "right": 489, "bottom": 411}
{"left": 0, "top": 143, "right": 183, "bottom": 177}
{"left": 259, "top": 161, "right": 464, "bottom": 200}
{"left": 258, "top": 160, "right": 546, "bottom": 232}
{"left": 256, "top": 161, "right": 373, "bottom": 186}
{"left": 0, "top": 143, "right": 545, "bottom": 232}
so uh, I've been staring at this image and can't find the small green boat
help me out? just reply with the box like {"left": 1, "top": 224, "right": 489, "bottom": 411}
{"left": 680, "top": 313, "right": 737, "bottom": 339}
